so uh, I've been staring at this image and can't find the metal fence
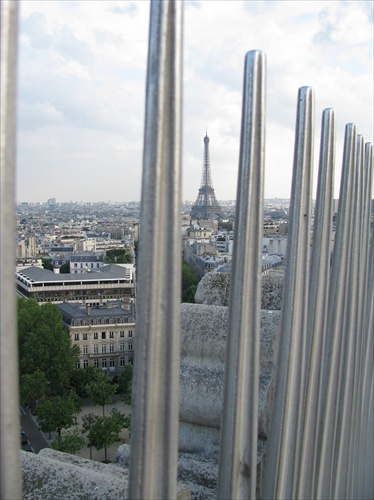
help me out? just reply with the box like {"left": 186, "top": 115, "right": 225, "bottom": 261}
{"left": 1, "top": 1, "right": 372, "bottom": 499}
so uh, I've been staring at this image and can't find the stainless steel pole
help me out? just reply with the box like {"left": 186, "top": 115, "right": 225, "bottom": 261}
{"left": 128, "top": 1, "right": 183, "bottom": 498}
{"left": 0, "top": 1, "right": 22, "bottom": 499}
{"left": 217, "top": 50, "right": 266, "bottom": 500}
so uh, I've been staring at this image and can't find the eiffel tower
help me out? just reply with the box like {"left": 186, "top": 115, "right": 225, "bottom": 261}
{"left": 190, "top": 132, "right": 224, "bottom": 220}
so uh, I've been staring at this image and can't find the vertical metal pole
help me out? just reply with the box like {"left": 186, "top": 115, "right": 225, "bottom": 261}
{"left": 333, "top": 134, "right": 364, "bottom": 499}
{"left": 0, "top": 2, "right": 22, "bottom": 500}
{"left": 262, "top": 87, "right": 314, "bottom": 500}
{"left": 217, "top": 50, "right": 266, "bottom": 500}
{"left": 128, "top": 1, "right": 183, "bottom": 499}
{"left": 315, "top": 123, "right": 357, "bottom": 499}
{"left": 357, "top": 142, "right": 373, "bottom": 500}
{"left": 345, "top": 136, "right": 369, "bottom": 499}
{"left": 296, "top": 108, "right": 335, "bottom": 500}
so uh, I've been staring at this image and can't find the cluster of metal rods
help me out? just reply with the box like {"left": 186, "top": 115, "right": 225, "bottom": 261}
{"left": 1, "top": 1, "right": 372, "bottom": 499}
{"left": 129, "top": 4, "right": 373, "bottom": 499}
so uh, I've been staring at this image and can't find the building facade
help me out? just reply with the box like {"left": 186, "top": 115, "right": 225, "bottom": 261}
{"left": 16, "top": 264, "right": 135, "bottom": 304}
{"left": 58, "top": 300, "right": 135, "bottom": 374}
{"left": 70, "top": 251, "right": 106, "bottom": 274}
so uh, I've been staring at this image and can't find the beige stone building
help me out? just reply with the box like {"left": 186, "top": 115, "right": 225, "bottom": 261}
{"left": 58, "top": 300, "right": 135, "bottom": 374}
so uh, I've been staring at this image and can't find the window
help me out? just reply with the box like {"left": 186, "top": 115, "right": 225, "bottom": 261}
{"left": 94, "top": 359, "right": 99, "bottom": 368}
{"left": 102, "top": 344, "right": 106, "bottom": 353}
{"left": 120, "top": 343, "right": 125, "bottom": 351}
{"left": 102, "top": 358, "right": 107, "bottom": 368}
{"left": 128, "top": 343, "right": 133, "bottom": 351}
{"left": 76, "top": 361, "right": 80, "bottom": 369}
{"left": 83, "top": 359, "right": 88, "bottom": 368}
{"left": 110, "top": 344, "right": 114, "bottom": 353}
{"left": 110, "top": 358, "right": 115, "bottom": 368}
{"left": 120, "top": 357, "right": 125, "bottom": 367}
{"left": 128, "top": 330, "right": 133, "bottom": 338}
{"left": 110, "top": 331, "right": 114, "bottom": 338}
{"left": 94, "top": 345, "right": 98, "bottom": 354}
{"left": 120, "top": 331, "right": 125, "bottom": 338}
{"left": 102, "top": 332, "right": 106, "bottom": 339}
{"left": 83, "top": 333, "right": 88, "bottom": 340}
{"left": 74, "top": 333, "right": 79, "bottom": 341}
{"left": 94, "top": 332, "right": 98, "bottom": 340}
{"left": 83, "top": 345, "right": 88, "bottom": 354}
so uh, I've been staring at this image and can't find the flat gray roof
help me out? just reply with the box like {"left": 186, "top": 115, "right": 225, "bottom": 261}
{"left": 16, "top": 264, "right": 132, "bottom": 284}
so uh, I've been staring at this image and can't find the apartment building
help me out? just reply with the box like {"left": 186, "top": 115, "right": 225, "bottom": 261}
{"left": 70, "top": 251, "right": 106, "bottom": 274}
{"left": 58, "top": 300, "right": 135, "bottom": 373}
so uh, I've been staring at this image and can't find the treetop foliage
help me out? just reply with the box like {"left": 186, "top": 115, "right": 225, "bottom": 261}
{"left": 105, "top": 248, "right": 133, "bottom": 264}
{"left": 18, "top": 298, "right": 79, "bottom": 397}
{"left": 85, "top": 371, "right": 118, "bottom": 416}
{"left": 182, "top": 260, "right": 200, "bottom": 303}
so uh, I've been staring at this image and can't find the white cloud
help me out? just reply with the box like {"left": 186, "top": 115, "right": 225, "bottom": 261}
{"left": 16, "top": 0, "right": 373, "bottom": 202}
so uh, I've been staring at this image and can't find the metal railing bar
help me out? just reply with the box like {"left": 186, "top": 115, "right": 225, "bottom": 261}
{"left": 333, "top": 134, "right": 364, "bottom": 499}
{"left": 0, "top": 2, "right": 22, "bottom": 499}
{"left": 358, "top": 142, "right": 373, "bottom": 500}
{"left": 346, "top": 136, "right": 369, "bottom": 499}
{"left": 315, "top": 123, "right": 357, "bottom": 499}
{"left": 296, "top": 108, "right": 335, "bottom": 500}
{"left": 261, "top": 86, "right": 314, "bottom": 500}
{"left": 217, "top": 50, "right": 266, "bottom": 500}
{"left": 128, "top": 1, "right": 183, "bottom": 499}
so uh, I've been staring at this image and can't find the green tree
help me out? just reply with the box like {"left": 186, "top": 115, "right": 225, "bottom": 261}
{"left": 59, "top": 262, "right": 70, "bottom": 273}
{"left": 118, "top": 363, "right": 133, "bottom": 405}
{"left": 110, "top": 408, "right": 127, "bottom": 436}
{"left": 69, "top": 389, "right": 82, "bottom": 425}
{"left": 51, "top": 429, "right": 85, "bottom": 455}
{"left": 181, "top": 261, "right": 200, "bottom": 303}
{"left": 36, "top": 393, "right": 76, "bottom": 438}
{"left": 20, "top": 370, "right": 47, "bottom": 413}
{"left": 42, "top": 258, "right": 53, "bottom": 271}
{"left": 90, "top": 413, "right": 124, "bottom": 463}
{"left": 82, "top": 413, "right": 98, "bottom": 460}
{"left": 86, "top": 372, "right": 118, "bottom": 417}
{"left": 18, "top": 298, "right": 79, "bottom": 396}
{"left": 105, "top": 248, "right": 133, "bottom": 264}
{"left": 70, "top": 366, "right": 101, "bottom": 398}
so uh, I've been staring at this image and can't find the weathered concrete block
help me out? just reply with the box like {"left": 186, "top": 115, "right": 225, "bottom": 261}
{"left": 22, "top": 449, "right": 128, "bottom": 499}
{"left": 179, "top": 304, "right": 280, "bottom": 456}
{"left": 22, "top": 449, "right": 190, "bottom": 500}
{"left": 194, "top": 270, "right": 284, "bottom": 311}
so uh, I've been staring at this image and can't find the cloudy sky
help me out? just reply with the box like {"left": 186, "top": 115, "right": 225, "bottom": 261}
{"left": 16, "top": 0, "right": 373, "bottom": 203}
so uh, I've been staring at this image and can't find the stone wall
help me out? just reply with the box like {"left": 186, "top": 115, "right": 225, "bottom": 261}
{"left": 194, "top": 269, "right": 284, "bottom": 310}
{"left": 178, "top": 304, "right": 280, "bottom": 457}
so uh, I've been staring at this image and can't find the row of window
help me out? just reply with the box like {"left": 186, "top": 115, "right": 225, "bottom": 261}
{"left": 72, "top": 317, "right": 133, "bottom": 326}
{"left": 74, "top": 330, "right": 133, "bottom": 341}
{"left": 73, "top": 262, "right": 102, "bottom": 268}
{"left": 76, "top": 357, "right": 131, "bottom": 369}
{"left": 81, "top": 342, "right": 133, "bottom": 354}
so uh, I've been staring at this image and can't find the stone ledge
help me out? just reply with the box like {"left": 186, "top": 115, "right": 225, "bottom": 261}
{"left": 22, "top": 449, "right": 190, "bottom": 500}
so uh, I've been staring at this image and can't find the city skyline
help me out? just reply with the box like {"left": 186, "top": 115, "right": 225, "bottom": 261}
{"left": 16, "top": 1, "right": 373, "bottom": 203}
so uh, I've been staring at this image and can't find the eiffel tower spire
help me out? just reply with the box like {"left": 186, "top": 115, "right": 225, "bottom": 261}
{"left": 190, "top": 132, "right": 224, "bottom": 220}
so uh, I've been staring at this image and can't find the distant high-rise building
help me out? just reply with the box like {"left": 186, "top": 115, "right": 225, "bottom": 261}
{"left": 190, "top": 132, "right": 224, "bottom": 220}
